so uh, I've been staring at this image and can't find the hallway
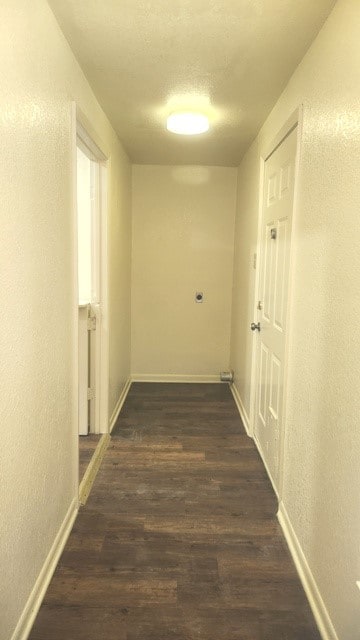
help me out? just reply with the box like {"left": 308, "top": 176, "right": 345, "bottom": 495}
{"left": 28, "top": 384, "right": 320, "bottom": 640}
{"left": 2, "top": 2, "right": 360, "bottom": 638}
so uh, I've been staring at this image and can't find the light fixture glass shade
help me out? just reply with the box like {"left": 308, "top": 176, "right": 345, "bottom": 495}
{"left": 166, "top": 112, "right": 209, "bottom": 135}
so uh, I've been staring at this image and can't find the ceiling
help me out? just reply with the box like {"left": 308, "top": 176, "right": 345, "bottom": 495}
{"left": 48, "top": 0, "right": 336, "bottom": 166}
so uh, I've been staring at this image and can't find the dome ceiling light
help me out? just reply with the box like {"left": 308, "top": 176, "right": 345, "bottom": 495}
{"left": 166, "top": 112, "right": 209, "bottom": 135}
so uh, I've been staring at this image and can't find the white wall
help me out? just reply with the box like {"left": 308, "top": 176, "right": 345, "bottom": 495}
{"left": 0, "top": 2, "right": 131, "bottom": 638}
{"left": 132, "top": 165, "right": 237, "bottom": 379}
{"left": 230, "top": 0, "right": 360, "bottom": 637}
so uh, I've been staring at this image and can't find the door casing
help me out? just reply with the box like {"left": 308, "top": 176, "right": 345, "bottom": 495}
{"left": 72, "top": 103, "right": 109, "bottom": 442}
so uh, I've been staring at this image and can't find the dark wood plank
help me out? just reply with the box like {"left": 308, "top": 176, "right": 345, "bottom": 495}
{"left": 29, "top": 383, "right": 321, "bottom": 640}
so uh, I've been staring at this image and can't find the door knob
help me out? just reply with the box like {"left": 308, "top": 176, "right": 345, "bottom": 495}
{"left": 250, "top": 322, "right": 261, "bottom": 332}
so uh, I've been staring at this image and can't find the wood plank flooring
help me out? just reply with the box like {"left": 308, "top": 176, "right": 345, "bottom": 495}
{"left": 29, "top": 383, "right": 321, "bottom": 640}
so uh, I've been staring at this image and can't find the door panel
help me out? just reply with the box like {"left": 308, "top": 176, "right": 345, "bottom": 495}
{"left": 263, "top": 221, "right": 275, "bottom": 324}
{"left": 274, "top": 217, "right": 288, "bottom": 331}
{"left": 269, "top": 354, "right": 281, "bottom": 421}
{"left": 267, "top": 172, "right": 277, "bottom": 206}
{"left": 259, "top": 343, "right": 269, "bottom": 427}
{"left": 254, "top": 126, "right": 297, "bottom": 490}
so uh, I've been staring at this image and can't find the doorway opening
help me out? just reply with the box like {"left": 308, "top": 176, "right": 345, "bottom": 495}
{"left": 75, "top": 118, "right": 109, "bottom": 489}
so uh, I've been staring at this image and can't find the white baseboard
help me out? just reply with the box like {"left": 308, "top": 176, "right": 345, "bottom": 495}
{"left": 131, "top": 374, "right": 221, "bottom": 383}
{"left": 278, "top": 502, "right": 339, "bottom": 640}
{"left": 230, "top": 382, "right": 251, "bottom": 436}
{"left": 79, "top": 434, "right": 110, "bottom": 505}
{"left": 109, "top": 377, "right": 132, "bottom": 433}
{"left": 11, "top": 497, "right": 78, "bottom": 640}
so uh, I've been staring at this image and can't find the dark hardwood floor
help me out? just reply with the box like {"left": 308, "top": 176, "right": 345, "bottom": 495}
{"left": 29, "top": 383, "right": 320, "bottom": 639}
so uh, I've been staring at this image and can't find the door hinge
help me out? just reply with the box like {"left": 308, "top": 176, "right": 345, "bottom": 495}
{"left": 87, "top": 315, "right": 96, "bottom": 331}
{"left": 271, "top": 227, "right": 277, "bottom": 240}
{"left": 87, "top": 388, "right": 95, "bottom": 401}
{"left": 253, "top": 253, "right": 257, "bottom": 269}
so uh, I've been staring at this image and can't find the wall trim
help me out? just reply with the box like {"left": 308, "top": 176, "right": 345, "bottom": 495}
{"left": 230, "top": 383, "right": 251, "bottom": 436}
{"left": 109, "top": 377, "right": 132, "bottom": 433}
{"left": 278, "top": 502, "right": 339, "bottom": 640}
{"left": 131, "top": 374, "right": 222, "bottom": 383}
{"left": 11, "top": 497, "right": 78, "bottom": 640}
{"left": 79, "top": 434, "right": 110, "bottom": 505}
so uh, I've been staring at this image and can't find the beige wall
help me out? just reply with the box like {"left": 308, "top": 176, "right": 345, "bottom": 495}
{"left": 132, "top": 165, "right": 237, "bottom": 379}
{"left": 230, "top": 0, "right": 360, "bottom": 637}
{"left": 0, "top": 2, "right": 131, "bottom": 638}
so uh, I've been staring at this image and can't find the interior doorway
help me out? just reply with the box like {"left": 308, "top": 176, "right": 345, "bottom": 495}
{"left": 75, "top": 118, "right": 109, "bottom": 487}
{"left": 251, "top": 114, "right": 300, "bottom": 497}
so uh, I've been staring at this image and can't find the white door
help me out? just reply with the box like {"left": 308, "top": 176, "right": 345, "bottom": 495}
{"left": 253, "top": 126, "right": 297, "bottom": 490}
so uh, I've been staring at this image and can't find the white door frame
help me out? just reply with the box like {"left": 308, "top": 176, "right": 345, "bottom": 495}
{"left": 72, "top": 104, "right": 109, "bottom": 437}
{"left": 249, "top": 106, "right": 303, "bottom": 500}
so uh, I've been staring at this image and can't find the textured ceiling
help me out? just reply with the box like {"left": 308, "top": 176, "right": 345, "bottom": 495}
{"left": 48, "top": 0, "right": 336, "bottom": 166}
